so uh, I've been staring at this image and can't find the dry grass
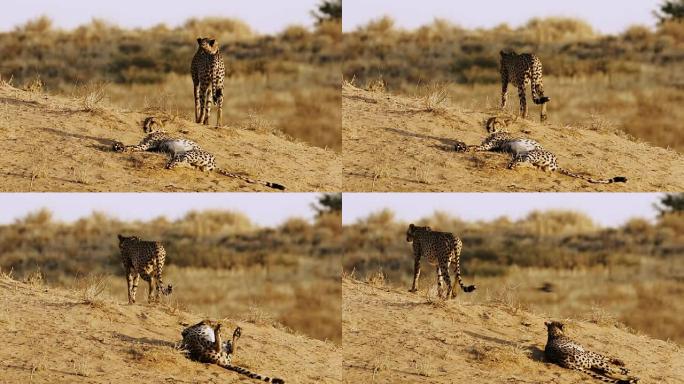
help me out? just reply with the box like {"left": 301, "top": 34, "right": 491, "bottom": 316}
{"left": 343, "top": 209, "right": 684, "bottom": 344}
{"left": 0, "top": 17, "right": 341, "bottom": 151}
{"left": 344, "top": 17, "right": 684, "bottom": 152}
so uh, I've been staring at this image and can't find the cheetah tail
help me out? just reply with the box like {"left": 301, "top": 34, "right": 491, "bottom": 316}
{"left": 220, "top": 364, "right": 284, "bottom": 383}
{"left": 557, "top": 168, "right": 627, "bottom": 184}
{"left": 454, "top": 254, "right": 476, "bottom": 293}
{"left": 215, "top": 168, "right": 286, "bottom": 190}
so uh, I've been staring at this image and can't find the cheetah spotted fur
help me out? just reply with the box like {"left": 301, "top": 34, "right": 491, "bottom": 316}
{"left": 500, "top": 50, "right": 550, "bottom": 122}
{"left": 544, "top": 321, "right": 639, "bottom": 383}
{"left": 509, "top": 149, "right": 627, "bottom": 184}
{"left": 191, "top": 37, "right": 226, "bottom": 126}
{"left": 112, "top": 117, "right": 201, "bottom": 155}
{"left": 117, "top": 234, "right": 172, "bottom": 304}
{"left": 180, "top": 320, "right": 284, "bottom": 383}
{"left": 406, "top": 224, "right": 476, "bottom": 299}
{"left": 166, "top": 149, "right": 286, "bottom": 190}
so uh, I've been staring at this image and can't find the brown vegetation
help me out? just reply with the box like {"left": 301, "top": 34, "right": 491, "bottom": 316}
{"left": 342, "top": 277, "right": 683, "bottom": 383}
{"left": 0, "top": 209, "right": 342, "bottom": 344}
{"left": 343, "top": 17, "right": 684, "bottom": 152}
{"left": 0, "top": 16, "right": 341, "bottom": 150}
{"left": 343, "top": 209, "right": 684, "bottom": 344}
{"left": 0, "top": 273, "right": 341, "bottom": 383}
{"left": 342, "top": 83, "right": 684, "bottom": 191}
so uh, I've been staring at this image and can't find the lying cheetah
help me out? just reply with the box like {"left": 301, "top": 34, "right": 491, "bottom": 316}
{"left": 544, "top": 321, "right": 639, "bottom": 383}
{"left": 117, "top": 234, "right": 172, "bottom": 304}
{"left": 500, "top": 50, "right": 550, "bottom": 122}
{"left": 509, "top": 150, "right": 627, "bottom": 184}
{"left": 166, "top": 149, "right": 286, "bottom": 190}
{"left": 192, "top": 37, "right": 226, "bottom": 126}
{"left": 180, "top": 320, "right": 284, "bottom": 383}
{"left": 406, "top": 224, "right": 476, "bottom": 299}
{"left": 454, "top": 132, "right": 627, "bottom": 185}
{"left": 112, "top": 117, "right": 201, "bottom": 155}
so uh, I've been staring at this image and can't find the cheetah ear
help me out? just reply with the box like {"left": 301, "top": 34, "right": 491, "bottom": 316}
{"left": 197, "top": 37, "right": 203, "bottom": 45}
{"left": 544, "top": 321, "right": 550, "bottom": 326}
{"left": 409, "top": 223, "right": 414, "bottom": 229}
{"left": 208, "top": 39, "right": 216, "bottom": 46}
{"left": 117, "top": 234, "right": 123, "bottom": 241}
{"left": 500, "top": 50, "right": 505, "bottom": 56}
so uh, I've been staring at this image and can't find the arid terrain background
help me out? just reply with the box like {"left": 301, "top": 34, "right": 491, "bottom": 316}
{"left": 0, "top": 204, "right": 342, "bottom": 345}
{"left": 0, "top": 272, "right": 341, "bottom": 383}
{"left": 342, "top": 278, "right": 683, "bottom": 383}
{"left": 1, "top": 15, "right": 341, "bottom": 151}
{"left": 342, "top": 83, "right": 684, "bottom": 191}
{"left": 343, "top": 204, "right": 684, "bottom": 346}
{"left": 343, "top": 16, "right": 684, "bottom": 152}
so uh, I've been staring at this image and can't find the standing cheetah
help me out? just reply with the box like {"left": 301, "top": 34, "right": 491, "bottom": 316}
{"left": 406, "top": 224, "right": 476, "bottom": 299}
{"left": 191, "top": 37, "right": 226, "bottom": 126}
{"left": 509, "top": 149, "right": 627, "bottom": 184}
{"left": 112, "top": 117, "right": 202, "bottom": 155}
{"left": 166, "top": 149, "right": 286, "bottom": 190}
{"left": 544, "top": 321, "right": 639, "bottom": 383}
{"left": 117, "top": 235, "right": 172, "bottom": 304}
{"left": 500, "top": 50, "right": 550, "bottom": 122}
{"left": 180, "top": 320, "right": 284, "bottom": 383}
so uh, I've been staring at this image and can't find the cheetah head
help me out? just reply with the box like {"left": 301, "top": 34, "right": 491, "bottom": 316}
{"left": 500, "top": 50, "right": 517, "bottom": 58}
{"left": 406, "top": 223, "right": 431, "bottom": 242}
{"left": 112, "top": 141, "right": 125, "bottom": 152}
{"left": 142, "top": 117, "right": 163, "bottom": 133}
{"left": 162, "top": 284, "right": 173, "bottom": 296}
{"left": 117, "top": 234, "right": 139, "bottom": 245}
{"left": 196, "top": 37, "right": 219, "bottom": 54}
{"left": 453, "top": 140, "right": 468, "bottom": 152}
{"left": 485, "top": 116, "right": 511, "bottom": 134}
{"left": 544, "top": 320, "right": 565, "bottom": 337}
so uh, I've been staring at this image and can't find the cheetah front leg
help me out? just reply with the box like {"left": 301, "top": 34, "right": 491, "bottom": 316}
{"left": 129, "top": 273, "right": 140, "bottom": 304}
{"left": 193, "top": 80, "right": 201, "bottom": 123}
{"left": 231, "top": 327, "right": 241, "bottom": 355}
{"left": 435, "top": 266, "right": 444, "bottom": 298}
{"left": 213, "top": 323, "right": 223, "bottom": 353}
{"left": 517, "top": 83, "right": 528, "bottom": 119}
{"left": 500, "top": 73, "right": 509, "bottom": 109}
{"left": 202, "top": 87, "right": 212, "bottom": 125}
{"left": 409, "top": 245, "right": 421, "bottom": 293}
{"left": 125, "top": 270, "right": 136, "bottom": 304}
{"left": 440, "top": 261, "right": 453, "bottom": 299}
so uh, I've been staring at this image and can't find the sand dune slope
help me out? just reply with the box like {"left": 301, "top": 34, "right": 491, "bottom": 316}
{"left": 0, "top": 84, "right": 340, "bottom": 192}
{"left": 342, "top": 278, "right": 683, "bottom": 383}
{"left": 342, "top": 84, "right": 684, "bottom": 191}
{"left": 0, "top": 275, "right": 341, "bottom": 383}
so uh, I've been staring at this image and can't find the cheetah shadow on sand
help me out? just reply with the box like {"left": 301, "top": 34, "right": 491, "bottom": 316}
{"left": 113, "top": 332, "right": 176, "bottom": 348}
{"left": 39, "top": 127, "right": 121, "bottom": 152}
{"left": 463, "top": 330, "right": 546, "bottom": 362}
{"left": 384, "top": 127, "right": 463, "bottom": 150}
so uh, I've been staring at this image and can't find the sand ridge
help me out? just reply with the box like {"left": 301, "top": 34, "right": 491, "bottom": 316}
{"left": 0, "top": 84, "right": 341, "bottom": 192}
{"left": 342, "top": 83, "right": 684, "bottom": 192}
{"left": 342, "top": 278, "right": 683, "bottom": 383}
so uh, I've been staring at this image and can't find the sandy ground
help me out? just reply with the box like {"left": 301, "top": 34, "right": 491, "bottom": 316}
{"left": 0, "top": 275, "right": 341, "bottom": 383}
{"left": 342, "top": 278, "right": 683, "bottom": 384}
{"left": 342, "top": 84, "right": 684, "bottom": 192}
{"left": 0, "top": 84, "right": 341, "bottom": 192}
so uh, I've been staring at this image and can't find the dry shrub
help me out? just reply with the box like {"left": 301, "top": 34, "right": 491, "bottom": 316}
{"left": 181, "top": 17, "right": 254, "bottom": 42}
{"left": 623, "top": 25, "right": 653, "bottom": 42}
{"left": 521, "top": 17, "right": 596, "bottom": 43}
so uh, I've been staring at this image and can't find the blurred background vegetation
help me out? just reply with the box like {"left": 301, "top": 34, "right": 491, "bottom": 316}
{"left": 343, "top": 2, "right": 684, "bottom": 152}
{"left": 0, "top": 193, "right": 342, "bottom": 344}
{"left": 0, "top": 1, "right": 341, "bottom": 150}
{"left": 343, "top": 193, "right": 684, "bottom": 344}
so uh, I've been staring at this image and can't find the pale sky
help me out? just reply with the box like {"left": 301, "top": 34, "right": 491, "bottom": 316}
{"left": 343, "top": 193, "right": 663, "bottom": 227}
{"left": 343, "top": 0, "right": 661, "bottom": 34}
{"left": 0, "top": 0, "right": 321, "bottom": 34}
{"left": 0, "top": 193, "right": 319, "bottom": 227}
